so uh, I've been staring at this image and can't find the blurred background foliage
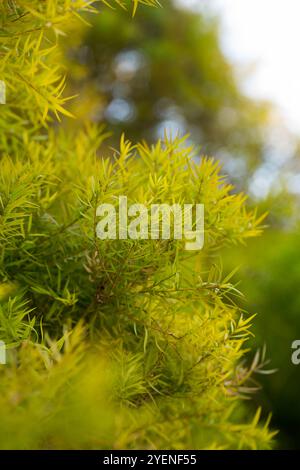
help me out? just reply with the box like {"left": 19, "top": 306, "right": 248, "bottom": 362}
{"left": 223, "top": 227, "right": 300, "bottom": 449}
{"left": 61, "top": 0, "right": 300, "bottom": 448}
{"left": 63, "top": 0, "right": 271, "bottom": 181}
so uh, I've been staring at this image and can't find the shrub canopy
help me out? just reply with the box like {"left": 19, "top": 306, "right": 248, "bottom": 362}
{"left": 0, "top": 0, "right": 275, "bottom": 449}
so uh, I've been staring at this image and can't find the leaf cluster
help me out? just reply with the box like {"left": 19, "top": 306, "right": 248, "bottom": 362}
{"left": 0, "top": 0, "right": 275, "bottom": 449}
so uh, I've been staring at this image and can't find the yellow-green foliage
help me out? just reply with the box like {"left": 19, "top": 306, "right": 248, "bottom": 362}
{"left": 0, "top": 0, "right": 275, "bottom": 449}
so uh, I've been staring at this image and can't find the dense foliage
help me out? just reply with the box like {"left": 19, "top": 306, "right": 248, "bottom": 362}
{"left": 0, "top": 0, "right": 275, "bottom": 449}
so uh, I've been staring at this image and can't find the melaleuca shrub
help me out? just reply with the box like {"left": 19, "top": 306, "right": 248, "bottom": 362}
{"left": 0, "top": 0, "right": 276, "bottom": 449}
